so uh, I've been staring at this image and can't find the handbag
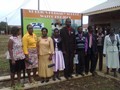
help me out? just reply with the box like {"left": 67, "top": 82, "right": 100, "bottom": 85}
{"left": 74, "top": 54, "right": 79, "bottom": 64}
{"left": 48, "top": 63, "right": 55, "bottom": 68}
{"left": 25, "top": 60, "right": 33, "bottom": 65}
{"left": 5, "top": 51, "right": 10, "bottom": 60}
{"left": 116, "top": 35, "right": 119, "bottom": 49}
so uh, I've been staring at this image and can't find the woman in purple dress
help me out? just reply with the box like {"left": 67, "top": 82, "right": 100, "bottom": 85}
{"left": 52, "top": 28, "right": 65, "bottom": 80}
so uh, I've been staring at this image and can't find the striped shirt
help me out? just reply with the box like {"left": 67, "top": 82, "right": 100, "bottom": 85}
{"left": 75, "top": 32, "right": 86, "bottom": 50}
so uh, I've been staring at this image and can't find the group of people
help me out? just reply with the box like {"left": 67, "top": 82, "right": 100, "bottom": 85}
{"left": 7, "top": 18, "right": 120, "bottom": 88}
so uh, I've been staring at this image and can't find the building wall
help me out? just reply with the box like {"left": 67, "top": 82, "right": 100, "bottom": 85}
{"left": 111, "top": 21, "right": 120, "bottom": 33}
{"left": 88, "top": 10, "right": 120, "bottom": 33}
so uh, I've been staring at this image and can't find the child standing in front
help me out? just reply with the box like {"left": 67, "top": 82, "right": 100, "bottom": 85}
{"left": 52, "top": 28, "right": 65, "bottom": 80}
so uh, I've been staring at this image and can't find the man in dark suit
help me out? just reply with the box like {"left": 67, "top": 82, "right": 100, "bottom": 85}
{"left": 85, "top": 26, "right": 98, "bottom": 76}
{"left": 60, "top": 18, "right": 76, "bottom": 80}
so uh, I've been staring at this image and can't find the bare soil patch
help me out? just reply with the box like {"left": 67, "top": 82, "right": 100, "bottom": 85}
{"left": 27, "top": 75, "right": 120, "bottom": 90}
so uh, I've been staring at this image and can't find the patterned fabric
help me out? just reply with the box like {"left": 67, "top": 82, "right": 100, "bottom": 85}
{"left": 75, "top": 32, "right": 86, "bottom": 49}
{"left": 9, "top": 36, "right": 25, "bottom": 61}
{"left": 97, "top": 33, "right": 104, "bottom": 46}
{"left": 25, "top": 48, "right": 38, "bottom": 69}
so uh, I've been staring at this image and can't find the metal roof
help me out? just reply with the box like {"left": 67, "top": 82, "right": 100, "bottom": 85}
{"left": 83, "top": 0, "right": 120, "bottom": 16}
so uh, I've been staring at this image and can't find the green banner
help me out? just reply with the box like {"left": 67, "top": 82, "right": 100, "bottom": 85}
{"left": 23, "top": 18, "right": 52, "bottom": 36}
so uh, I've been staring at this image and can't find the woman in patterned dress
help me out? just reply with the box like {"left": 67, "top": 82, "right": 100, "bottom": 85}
{"left": 8, "top": 26, "right": 25, "bottom": 87}
{"left": 22, "top": 24, "right": 38, "bottom": 83}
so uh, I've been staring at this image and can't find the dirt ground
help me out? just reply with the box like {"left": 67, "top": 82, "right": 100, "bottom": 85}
{"left": 26, "top": 75, "right": 120, "bottom": 90}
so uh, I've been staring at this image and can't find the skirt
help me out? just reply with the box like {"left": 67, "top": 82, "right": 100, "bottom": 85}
{"left": 38, "top": 54, "right": 53, "bottom": 78}
{"left": 9, "top": 59, "right": 25, "bottom": 73}
{"left": 52, "top": 50, "right": 65, "bottom": 72}
{"left": 25, "top": 48, "right": 38, "bottom": 69}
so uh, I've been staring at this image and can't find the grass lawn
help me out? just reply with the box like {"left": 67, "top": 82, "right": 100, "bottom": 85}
{"left": 0, "top": 35, "right": 10, "bottom": 76}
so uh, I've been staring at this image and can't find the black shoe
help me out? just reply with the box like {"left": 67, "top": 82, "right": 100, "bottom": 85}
{"left": 105, "top": 72, "right": 109, "bottom": 75}
{"left": 92, "top": 72, "right": 97, "bottom": 76}
{"left": 64, "top": 76, "right": 69, "bottom": 80}
{"left": 92, "top": 72, "right": 95, "bottom": 76}
{"left": 80, "top": 73, "right": 85, "bottom": 76}
{"left": 114, "top": 73, "right": 117, "bottom": 77}
{"left": 41, "top": 80, "right": 45, "bottom": 83}
{"left": 45, "top": 79, "right": 49, "bottom": 83}
{"left": 69, "top": 75, "right": 73, "bottom": 78}
{"left": 85, "top": 72, "right": 88, "bottom": 75}
{"left": 53, "top": 77, "right": 56, "bottom": 81}
{"left": 76, "top": 74, "right": 79, "bottom": 77}
{"left": 57, "top": 76, "right": 61, "bottom": 80}
{"left": 110, "top": 69, "right": 114, "bottom": 72}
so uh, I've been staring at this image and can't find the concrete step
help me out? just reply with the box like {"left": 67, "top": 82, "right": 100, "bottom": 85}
{"left": 0, "top": 73, "right": 92, "bottom": 90}
{"left": 0, "top": 71, "right": 120, "bottom": 90}
{"left": 0, "top": 72, "right": 37, "bottom": 82}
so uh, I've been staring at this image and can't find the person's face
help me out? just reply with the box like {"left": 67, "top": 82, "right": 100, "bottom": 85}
{"left": 78, "top": 27, "right": 82, "bottom": 33}
{"left": 54, "top": 30, "right": 59, "bottom": 37}
{"left": 27, "top": 25, "right": 33, "bottom": 35}
{"left": 89, "top": 28, "right": 93, "bottom": 33}
{"left": 42, "top": 29, "right": 48, "bottom": 37}
{"left": 119, "top": 28, "right": 120, "bottom": 33}
{"left": 17, "top": 30, "right": 21, "bottom": 35}
{"left": 65, "top": 19, "right": 71, "bottom": 27}
{"left": 98, "top": 28, "right": 102, "bottom": 33}
{"left": 110, "top": 28, "right": 114, "bottom": 34}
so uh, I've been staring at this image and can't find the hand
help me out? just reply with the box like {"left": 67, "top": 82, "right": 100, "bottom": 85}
{"left": 103, "top": 54, "right": 106, "bottom": 57}
{"left": 49, "top": 54, "right": 52, "bottom": 60}
{"left": 25, "top": 54, "right": 29, "bottom": 61}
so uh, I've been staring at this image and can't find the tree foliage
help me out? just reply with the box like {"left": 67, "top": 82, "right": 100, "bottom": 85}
{"left": 0, "top": 21, "right": 7, "bottom": 30}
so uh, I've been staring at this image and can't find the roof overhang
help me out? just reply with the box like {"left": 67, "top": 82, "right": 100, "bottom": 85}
{"left": 83, "top": 6, "right": 120, "bottom": 16}
{"left": 83, "top": 0, "right": 120, "bottom": 16}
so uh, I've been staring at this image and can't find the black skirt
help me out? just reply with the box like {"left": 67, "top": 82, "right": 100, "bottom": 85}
{"left": 9, "top": 59, "right": 25, "bottom": 73}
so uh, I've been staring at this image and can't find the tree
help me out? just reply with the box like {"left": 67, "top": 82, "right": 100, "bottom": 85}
{"left": 0, "top": 21, "right": 8, "bottom": 34}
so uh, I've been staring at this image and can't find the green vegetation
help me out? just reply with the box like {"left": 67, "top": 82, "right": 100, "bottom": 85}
{"left": 0, "top": 35, "right": 10, "bottom": 76}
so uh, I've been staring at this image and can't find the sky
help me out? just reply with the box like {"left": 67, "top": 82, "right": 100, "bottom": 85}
{"left": 0, "top": 0, "right": 107, "bottom": 25}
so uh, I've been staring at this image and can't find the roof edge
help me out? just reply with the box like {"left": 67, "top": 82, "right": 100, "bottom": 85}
{"left": 83, "top": 6, "right": 120, "bottom": 16}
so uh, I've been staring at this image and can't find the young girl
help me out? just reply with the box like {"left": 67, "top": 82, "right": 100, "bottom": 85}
{"left": 52, "top": 28, "right": 65, "bottom": 80}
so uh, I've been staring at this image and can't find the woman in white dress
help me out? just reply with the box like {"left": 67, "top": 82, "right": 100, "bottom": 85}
{"left": 103, "top": 28, "right": 120, "bottom": 77}
{"left": 52, "top": 28, "right": 65, "bottom": 80}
